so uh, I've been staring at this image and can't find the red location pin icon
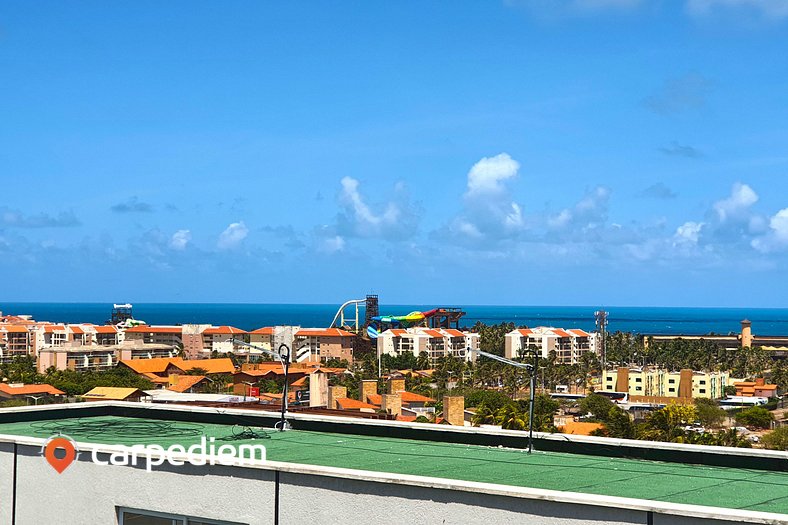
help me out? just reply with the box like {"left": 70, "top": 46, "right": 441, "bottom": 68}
{"left": 44, "top": 437, "right": 76, "bottom": 474}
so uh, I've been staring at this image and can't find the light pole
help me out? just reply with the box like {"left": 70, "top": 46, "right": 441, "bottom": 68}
{"left": 232, "top": 338, "right": 292, "bottom": 432}
{"left": 241, "top": 381, "right": 255, "bottom": 403}
{"left": 468, "top": 347, "right": 538, "bottom": 453}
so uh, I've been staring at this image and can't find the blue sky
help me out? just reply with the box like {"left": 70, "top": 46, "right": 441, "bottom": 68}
{"left": 2, "top": 0, "right": 788, "bottom": 306}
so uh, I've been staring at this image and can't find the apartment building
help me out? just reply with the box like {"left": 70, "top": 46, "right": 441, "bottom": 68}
{"left": 504, "top": 327, "right": 598, "bottom": 364}
{"left": 124, "top": 325, "right": 184, "bottom": 348}
{"left": 37, "top": 341, "right": 177, "bottom": 373}
{"left": 602, "top": 367, "right": 730, "bottom": 400}
{"left": 377, "top": 327, "right": 480, "bottom": 365}
{"left": 201, "top": 326, "right": 248, "bottom": 355}
{"left": 293, "top": 328, "right": 355, "bottom": 363}
{"left": 0, "top": 325, "right": 32, "bottom": 364}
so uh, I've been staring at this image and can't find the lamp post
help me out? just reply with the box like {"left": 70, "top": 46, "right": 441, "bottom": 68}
{"left": 232, "top": 338, "right": 292, "bottom": 431}
{"left": 468, "top": 347, "right": 538, "bottom": 453}
{"left": 241, "top": 381, "right": 255, "bottom": 403}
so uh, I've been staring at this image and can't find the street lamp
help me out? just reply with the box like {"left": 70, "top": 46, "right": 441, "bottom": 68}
{"left": 468, "top": 347, "right": 538, "bottom": 453}
{"left": 232, "top": 338, "right": 292, "bottom": 432}
{"left": 241, "top": 381, "right": 255, "bottom": 403}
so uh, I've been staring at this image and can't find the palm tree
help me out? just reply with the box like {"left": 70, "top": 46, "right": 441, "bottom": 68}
{"left": 471, "top": 402, "right": 497, "bottom": 426}
{"left": 496, "top": 404, "right": 527, "bottom": 430}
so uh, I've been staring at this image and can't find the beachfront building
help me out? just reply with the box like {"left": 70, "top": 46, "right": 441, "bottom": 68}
{"left": 124, "top": 325, "right": 184, "bottom": 348}
{"left": 293, "top": 328, "right": 355, "bottom": 363}
{"left": 36, "top": 341, "right": 178, "bottom": 373}
{"left": 377, "top": 327, "right": 480, "bottom": 365}
{"left": 644, "top": 319, "right": 788, "bottom": 357}
{"left": 201, "top": 326, "right": 248, "bottom": 355}
{"left": 602, "top": 367, "right": 730, "bottom": 401}
{"left": 504, "top": 327, "right": 598, "bottom": 364}
{"left": 0, "top": 325, "right": 32, "bottom": 364}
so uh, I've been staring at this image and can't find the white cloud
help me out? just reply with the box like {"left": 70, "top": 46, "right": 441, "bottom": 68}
{"left": 549, "top": 186, "right": 611, "bottom": 233}
{"left": 713, "top": 182, "right": 758, "bottom": 221}
{"left": 752, "top": 208, "right": 788, "bottom": 253}
{"left": 336, "top": 177, "right": 418, "bottom": 240}
{"left": 217, "top": 222, "right": 249, "bottom": 250}
{"left": 687, "top": 0, "right": 788, "bottom": 19}
{"left": 674, "top": 221, "right": 704, "bottom": 245}
{"left": 169, "top": 230, "right": 191, "bottom": 251}
{"left": 466, "top": 153, "right": 520, "bottom": 196}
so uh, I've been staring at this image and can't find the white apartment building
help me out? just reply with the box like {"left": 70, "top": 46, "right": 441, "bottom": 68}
{"left": 377, "top": 328, "right": 480, "bottom": 364}
{"left": 504, "top": 327, "right": 598, "bottom": 364}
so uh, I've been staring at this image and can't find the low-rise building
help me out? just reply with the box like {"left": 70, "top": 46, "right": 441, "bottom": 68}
{"left": 0, "top": 383, "right": 64, "bottom": 401}
{"left": 124, "top": 325, "right": 183, "bottom": 348}
{"left": 734, "top": 378, "right": 779, "bottom": 398}
{"left": 36, "top": 341, "right": 177, "bottom": 373}
{"left": 504, "top": 327, "right": 598, "bottom": 364}
{"left": 377, "top": 327, "right": 480, "bottom": 365}
{"left": 602, "top": 367, "right": 729, "bottom": 400}
{"left": 294, "top": 328, "right": 355, "bottom": 363}
{"left": 202, "top": 326, "right": 248, "bottom": 355}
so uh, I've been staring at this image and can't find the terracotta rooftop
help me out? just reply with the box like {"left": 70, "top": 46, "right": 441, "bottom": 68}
{"left": 0, "top": 383, "right": 64, "bottom": 396}
{"left": 167, "top": 375, "right": 207, "bottom": 393}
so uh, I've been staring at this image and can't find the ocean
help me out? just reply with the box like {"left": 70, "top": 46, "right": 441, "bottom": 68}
{"left": 3, "top": 303, "right": 788, "bottom": 336}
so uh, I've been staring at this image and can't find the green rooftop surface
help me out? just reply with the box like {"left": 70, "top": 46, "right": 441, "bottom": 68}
{"left": 1, "top": 415, "right": 787, "bottom": 515}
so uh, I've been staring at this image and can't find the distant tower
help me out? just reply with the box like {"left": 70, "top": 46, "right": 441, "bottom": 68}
{"left": 741, "top": 319, "right": 753, "bottom": 348}
{"left": 364, "top": 295, "right": 379, "bottom": 328}
{"left": 595, "top": 310, "right": 609, "bottom": 370}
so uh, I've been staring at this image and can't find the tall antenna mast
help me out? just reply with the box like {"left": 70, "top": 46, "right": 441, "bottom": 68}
{"left": 595, "top": 309, "right": 608, "bottom": 373}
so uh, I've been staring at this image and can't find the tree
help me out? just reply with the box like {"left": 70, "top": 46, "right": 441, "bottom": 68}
{"left": 639, "top": 404, "right": 697, "bottom": 442}
{"left": 515, "top": 394, "right": 559, "bottom": 432}
{"left": 497, "top": 404, "right": 527, "bottom": 430}
{"left": 579, "top": 393, "right": 615, "bottom": 420}
{"left": 471, "top": 402, "right": 497, "bottom": 426}
{"left": 694, "top": 398, "right": 726, "bottom": 428}
{"left": 761, "top": 427, "right": 788, "bottom": 451}
{"left": 735, "top": 407, "right": 774, "bottom": 429}
{"left": 604, "top": 406, "right": 635, "bottom": 439}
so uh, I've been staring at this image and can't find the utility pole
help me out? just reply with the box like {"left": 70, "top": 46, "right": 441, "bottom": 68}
{"left": 595, "top": 310, "right": 608, "bottom": 373}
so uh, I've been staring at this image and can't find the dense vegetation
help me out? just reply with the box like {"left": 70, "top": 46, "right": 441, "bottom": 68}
{"left": 0, "top": 356, "right": 153, "bottom": 396}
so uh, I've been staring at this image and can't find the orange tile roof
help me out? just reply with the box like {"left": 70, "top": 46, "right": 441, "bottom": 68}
{"left": 290, "top": 377, "right": 307, "bottom": 387}
{"left": 336, "top": 398, "right": 379, "bottom": 410}
{"left": 0, "top": 325, "right": 28, "bottom": 333}
{"left": 757, "top": 384, "right": 778, "bottom": 390}
{"left": 396, "top": 415, "right": 418, "bottom": 422}
{"left": 167, "top": 375, "right": 207, "bottom": 393}
{"left": 424, "top": 329, "right": 444, "bottom": 338}
{"left": 203, "top": 326, "right": 247, "bottom": 335}
{"left": 445, "top": 329, "right": 466, "bottom": 338}
{"left": 553, "top": 329, "right": 572, "bottom": 338}
{"left": 180, "top": 358, "right": 236, "bottom": 375}
{"left": 142, "top": 372, "right": 170, "bottom": 384}
{"left": 125, "top": 325, "right": 183, "bottom": 334}
{"left": 390, "top": 329, "right": 407, "bottom": 336}
{"left": 366, "top": 391, "right": 434, "bottom": 406}
{"left": 93, "top": 325, "right": 118, "bottom": 334}
{"left": 69, "top": 325, "right": 85, "bottom": 334}
{"left": 120, "top": 357, "right": 186, "bottom": 375}
{"left": 0, "top": 383, "right": 64, "bottom": 396}
{"left": 250, "top": 327, "right": 275, "bottom": 335}
{"left": 569, "top": 329, "right": 590, "bottom": 337}
{"left": 518, "top": 329, "right": 533, "bottom": 336}
{"left": 295, "top": 328, "right": 355, "bottom": 337}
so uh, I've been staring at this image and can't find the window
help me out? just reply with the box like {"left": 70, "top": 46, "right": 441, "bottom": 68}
{"left": 699, "top": 380, "right": 706, "bottom": 385}
{"left": 668, "top": 387, "right": 675, "bottom": 392}
{"left": 635, "top": 378, "right": 642, "bottom": 383}
{"left": 606, "top": 377, "right": 613, "bottom": 382}
{"left": 699, "top": 389, "right": 706, "bottom": 394}
{"left": 118, "top": 509, "right": 246, "bottom": 525}
{"left": 668, "top": 379, "right": 675, "bottom": 384}
{"left": 635, "top": 386, "right": 642, "bottom": 391}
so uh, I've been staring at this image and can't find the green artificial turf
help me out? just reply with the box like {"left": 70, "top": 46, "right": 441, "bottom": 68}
{"left": 1, "top": 415, "right": 786, "bottom": 515}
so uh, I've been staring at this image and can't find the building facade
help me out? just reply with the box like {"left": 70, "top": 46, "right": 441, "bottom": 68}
{"left": 377, "top": 328, "right": 480, "bottom": 365}
{"left": 602, "top": 367, "right": 730, "bottom": 400}
{"left": 504, "top": 327, "right": 598, "bottom": 364}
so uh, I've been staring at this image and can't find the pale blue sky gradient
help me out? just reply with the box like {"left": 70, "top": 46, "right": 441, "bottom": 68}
{"left": 1, "top": 1, "right": 788, "bottom": 306}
